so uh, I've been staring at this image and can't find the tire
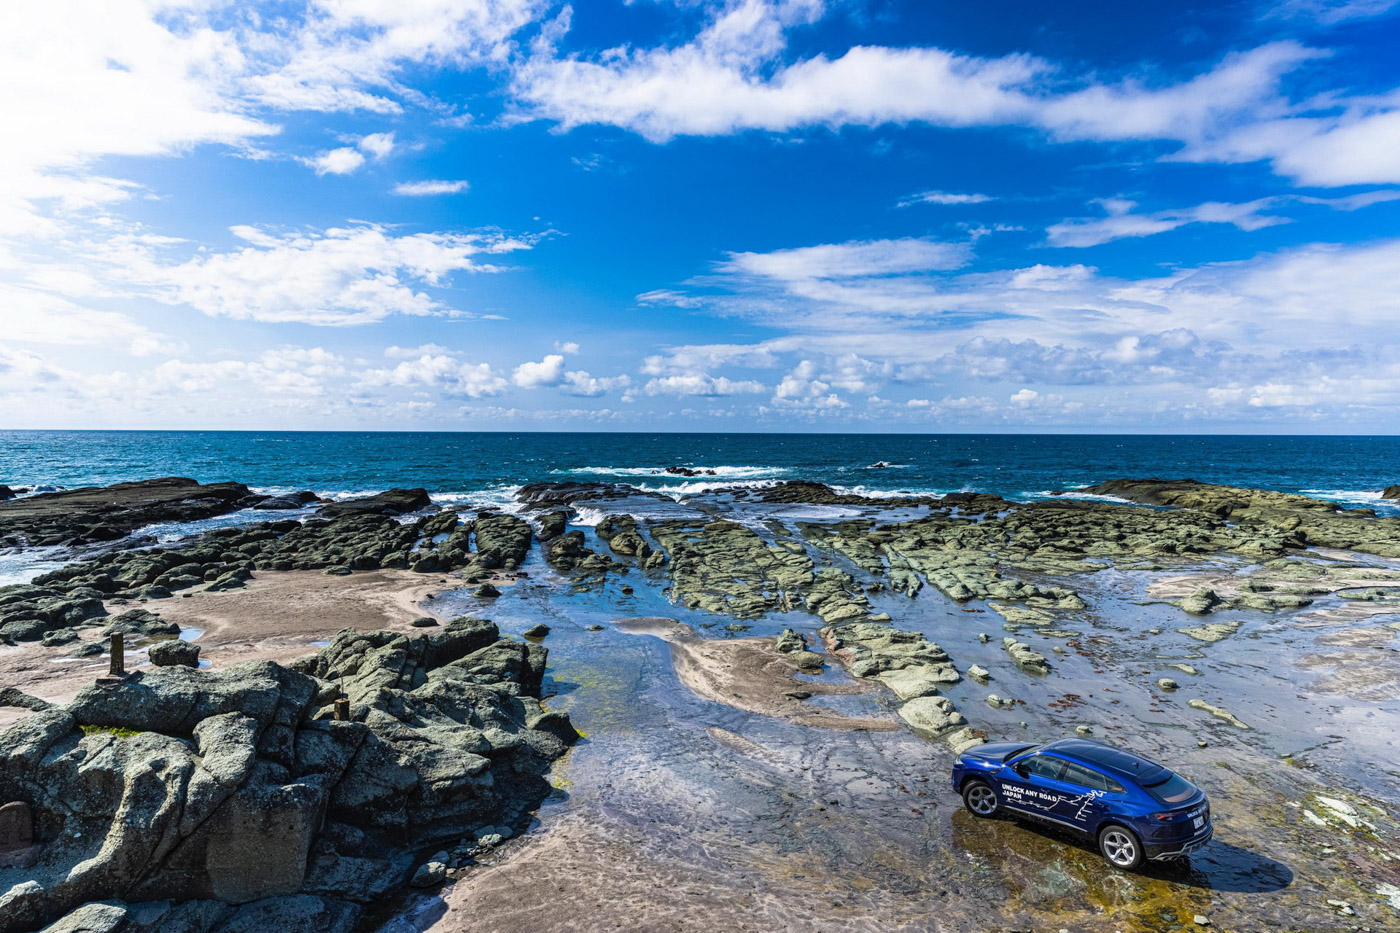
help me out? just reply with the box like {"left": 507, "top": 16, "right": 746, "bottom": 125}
{"left": 1098, "top": 824, "right": 1144, "bottom": 871}
{"left": 962, "top": 779, "right": 999, "bottom": 818}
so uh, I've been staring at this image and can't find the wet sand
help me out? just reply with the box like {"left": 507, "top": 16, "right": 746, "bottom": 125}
{"left": 616, "top": 617, "right": 896, "bottom": 732}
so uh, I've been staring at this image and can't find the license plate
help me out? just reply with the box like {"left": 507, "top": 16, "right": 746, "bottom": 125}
{"left": 1193, "top": 816, "right": 1205, "bottom": 829}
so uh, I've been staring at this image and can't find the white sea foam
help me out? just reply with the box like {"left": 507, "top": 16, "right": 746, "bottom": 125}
{"left": 1301, "top": 489, "right": 1400, "bottom": 513}
{"left": 632, "top": 478, "right": 783, "bottom": 499}
{"left": 558, "top": 465, "right": 788, "bottom": 480}
{"left": 0, "top": 546, "right": 69, "bottom": 586}
{"left": 571, "top": 506, "right": 609, "bottom": 527}
{"left": 1025, "top": 489, "right": 1137, "bottom": 505}
{"left": 828, "top": 483, "right": 949, "bottom": 499}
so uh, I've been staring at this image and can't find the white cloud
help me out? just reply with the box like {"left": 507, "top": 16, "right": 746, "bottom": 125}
{"left": 721, "top": 237, "right": 973, "bottom": 279}
{"left": 308, "top": 147, "right": 367, "bottom": 175}
{"left": 555, "top": 341, "right": 580, "bottom": 354}
{"left": 635, "top": 232, "right": 1400, "bottom": 426}
{"left": 514, "top": 5, "right": 1400, "bottom": 187}
{"left": 643, "top": 374, "right": 767, "bottom": 397}
{"left": 561, "top": 370, "right": 629, "bottom": 397}
{"left": 513, "top": 354, "right": 567, "bottom": 387}
{"left": 363, "top": 353, "right": 508, "bottom": 397}
{"left": 248, "top": 0, "right": 552, "bottom": 113}
{"left": 898, "top": 190, "right": 994, "bottom": 207}
{"left": 393, "top": 179, "right": 471, "bottom": 195}
{"left": 358, "top": 131, "right": 395, "bottom": 159}
{"left": 386, "top": 343, "right": 453, "bottom": 358}
{"left": 1009, "top": 388, "right": 1039, "bottom": 405}
{"left": 512, "top": 0, "right": 1042, "bottom": 142}
{"left": 0, "top": 282, "right": 176, "bottom": 355}
{"left": 0, "top": 1, "right": 277, "bottom": 237}
{"left": 512, "top": 353, "right": 627, "bottom": 395}
{"left": 1047, "top": 197, "right": 1289, "bottom": 247}
{"left": 123, "top": 223, "right": 532, "bottom": 325}
{"left": 1267, "top": 0, "right": 1400, "bottom": 24}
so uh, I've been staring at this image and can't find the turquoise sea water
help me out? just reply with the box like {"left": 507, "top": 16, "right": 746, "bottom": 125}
{"left": 1, "top": 430, "right": 1397, "bottom": 515}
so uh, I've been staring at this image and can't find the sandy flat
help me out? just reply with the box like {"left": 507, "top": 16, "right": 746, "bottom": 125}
{"left": 0, "top": 569, "right": 449, "bottom": 728}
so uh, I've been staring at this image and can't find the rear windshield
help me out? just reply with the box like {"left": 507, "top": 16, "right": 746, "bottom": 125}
{"left": 1144, "top": 772, "right": 1197, "bottom": 805}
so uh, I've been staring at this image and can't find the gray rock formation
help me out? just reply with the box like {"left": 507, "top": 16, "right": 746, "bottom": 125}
{"left": 148, "top": 639, "right": 200, "bottom": 668}
{"left": 0, "top": 618, "right": 575, "bottom": 933}
{"left": 0, "top": 478, "right": 253, "bottom": 549}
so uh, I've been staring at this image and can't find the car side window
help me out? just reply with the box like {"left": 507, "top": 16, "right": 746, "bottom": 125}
{"left": 1060, "top": 762, "right": 1109, "bottom": 790}
{"left": 1020, "top": 755, "right": 1066, "bottom": 781}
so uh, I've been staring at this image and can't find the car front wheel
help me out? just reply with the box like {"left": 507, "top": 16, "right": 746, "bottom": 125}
{"left": 1098, "top": 824, "right": 1144, "bottom": 871}
{"left": 962, "top": 779, "right": 999, "bottom": 818}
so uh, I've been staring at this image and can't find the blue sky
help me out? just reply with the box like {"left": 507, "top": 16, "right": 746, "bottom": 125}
{"left": 3, "top": 0, "right": 1400, "bottom": 432}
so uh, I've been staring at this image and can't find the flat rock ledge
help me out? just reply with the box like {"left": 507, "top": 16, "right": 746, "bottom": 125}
{"left": 0, "top": 617, "right": 577, "bottom": 933}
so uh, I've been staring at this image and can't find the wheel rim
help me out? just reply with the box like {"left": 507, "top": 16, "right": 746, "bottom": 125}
{"left": 967, "top": 785, "right": 997, "bottom": 814}
{"left": 1102, "top": 830, "right": 1137, "bottom": 866}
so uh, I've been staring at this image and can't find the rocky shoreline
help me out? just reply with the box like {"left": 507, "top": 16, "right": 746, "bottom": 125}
{"left": 2, "top": 474, "right": 1400, "bottom": 931}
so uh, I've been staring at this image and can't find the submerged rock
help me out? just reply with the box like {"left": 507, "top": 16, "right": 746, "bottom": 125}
{"left": 1188, "top": 698, "right": 1249, "bottom": 729}
{"left": 1179, "top": 621, "right": 1241, "bottom": 643}
{"left": 1002, "top": 637, "right": 1050, "bottom": 674}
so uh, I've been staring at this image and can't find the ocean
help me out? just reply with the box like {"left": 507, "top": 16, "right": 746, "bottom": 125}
{"left": 2, "top": 430, "right": 1398, "bottom": 516}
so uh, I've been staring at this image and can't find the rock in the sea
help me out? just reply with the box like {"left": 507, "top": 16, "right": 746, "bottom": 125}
{"left": 474, "top": 583, "right": 501, "bottom": 598}
{"left": 1189, "top": 698, "right": 1249, "bottom": 729}
{"left": 0, "top": 477, "right": 252, "bottom": 548}
{"left": 1002, "top": 637, "right": 1050, "bottom": 673}
{"left": 774, "top": 628, "right": 805, "bottom": 653}
{"left": 254, "top": 491, "right": 318, "bottom": 510}
{"left": 410, "top": 616, "right": 438, "bottom": 627}
{"left": 1157, "top": 678, "right": 1179, "bottom": 691}
{"left": 1382, "top": 485, "right": 1400, "bottom": 500}
{"left": 1178, "top": 587, "right": 1221, "bottom": 615}
{"left": 967, "top": 664, "right": 990, "bottom": 681}
{"left": 898, "top": 696, "right": 967, "bottom": 738}
{"left": 522, "top": 623, "right": 550, "bottom": 638}
{"left": 1179, "top": 621, "right": 1240, "bottom": 643}
{"left": 317, "top": 488, "right": 431, "bottom": 517}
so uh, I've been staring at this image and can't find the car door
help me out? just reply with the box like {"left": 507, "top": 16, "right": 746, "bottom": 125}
{"left": 997, "top": 753, "right": 1072, "bottom": 818}
{"left": 1055, "top": 761, "right": 1118, "bottom": 832}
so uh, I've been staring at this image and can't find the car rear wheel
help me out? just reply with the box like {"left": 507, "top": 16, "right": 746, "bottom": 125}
{"left": 962, "top": 780, "right": 999, "bottom": 817}
{"left": 1098, "top": 825, "right": 1144, "bottom": 870}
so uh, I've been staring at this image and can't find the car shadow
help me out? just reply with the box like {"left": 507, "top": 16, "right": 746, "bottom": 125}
{"left": 994, "top": 816, "right": 1293, "bottom": 893}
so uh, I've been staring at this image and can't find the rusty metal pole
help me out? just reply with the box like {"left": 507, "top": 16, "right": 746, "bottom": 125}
{"left": 334, "top": 696, "right": 350, "bottom": 721}
{"left": 109, "top": 633, "right": 125, "bottom": 677}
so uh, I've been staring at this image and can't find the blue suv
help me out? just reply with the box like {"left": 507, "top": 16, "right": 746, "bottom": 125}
{"left": 951, "top": 738, "right": 1212, "bottom": 870}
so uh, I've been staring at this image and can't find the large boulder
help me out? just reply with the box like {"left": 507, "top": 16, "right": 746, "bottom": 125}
{"left": 148, "top": 640, "right": 200, "bottom": 668}
{"left": 1383, "top": 485, "right": 1400, "bottom": 500}
{"left": 0, "top": 621, "right": 576, "bottom": 933}
{"left": 0, "top": 478, "right": 252, "bottom": 549}
{"left": 317, "top": 489, "right": 430, "bottom": 518}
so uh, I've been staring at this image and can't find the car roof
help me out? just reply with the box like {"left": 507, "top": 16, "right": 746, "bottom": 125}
{"left": 1039, "top": 739, "right": 1171, "bottom": 785}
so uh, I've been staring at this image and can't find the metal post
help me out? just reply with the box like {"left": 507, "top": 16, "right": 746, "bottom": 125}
{"left": 334, "top": 697, "right": 350, "bottom": 721}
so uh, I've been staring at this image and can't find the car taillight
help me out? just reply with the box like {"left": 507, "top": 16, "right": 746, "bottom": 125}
{"left": 1150, "top": 812, "right": 1174, "bottom": 821}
